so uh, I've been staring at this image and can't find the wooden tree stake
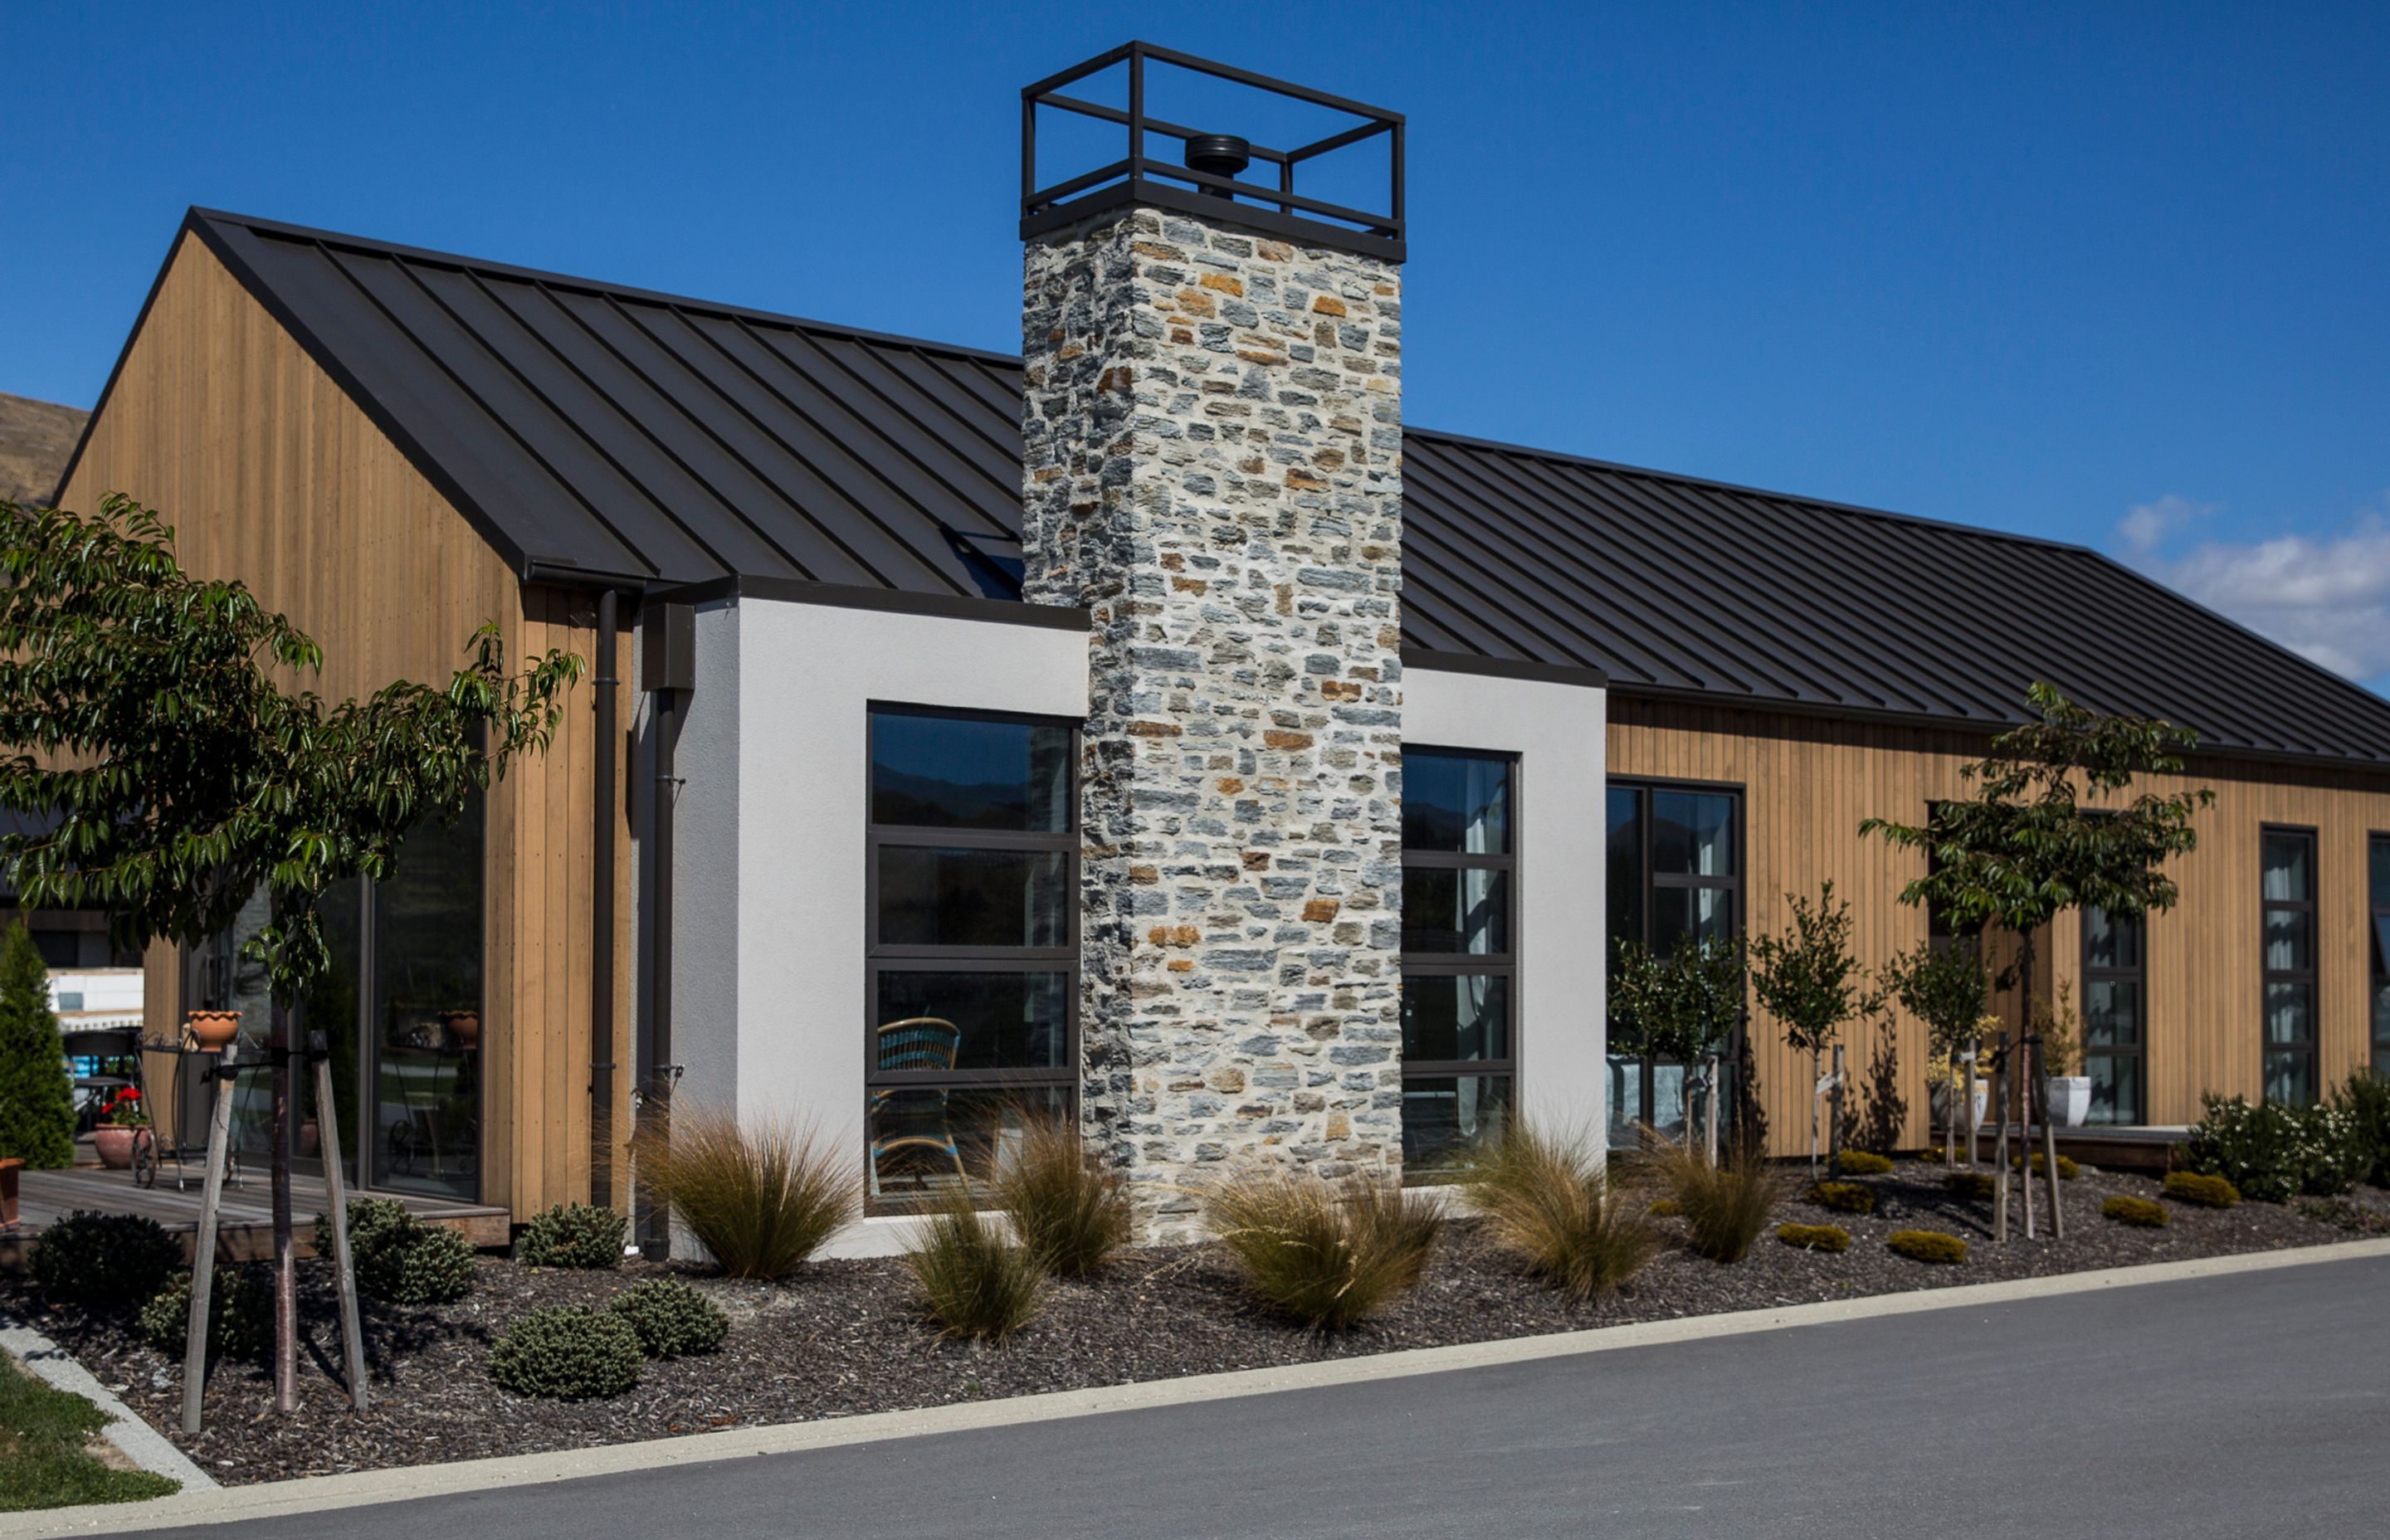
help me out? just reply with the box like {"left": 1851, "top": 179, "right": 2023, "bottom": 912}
{"left": 181, "top": 1042, "right": 237, "bottom": 1436}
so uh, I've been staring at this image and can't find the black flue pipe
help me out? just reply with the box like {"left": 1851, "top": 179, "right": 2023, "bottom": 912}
{"left": 588, "top": 588, "right": 618, "bottom": 1211}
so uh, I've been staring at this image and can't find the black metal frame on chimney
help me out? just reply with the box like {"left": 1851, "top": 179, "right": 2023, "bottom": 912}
{"left": 1020, "top": 41, "right": 1405, "bottom": 262}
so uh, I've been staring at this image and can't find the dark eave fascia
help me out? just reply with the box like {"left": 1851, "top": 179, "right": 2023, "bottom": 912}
{"left": 1606, "top": 680, "right": 2390, "bottom": 780}
{"left": 657, "top": 573, "right": 1090, "bottom": 632}
{"left": 1402, "top": 647, "right": 1606, "bottom": 690}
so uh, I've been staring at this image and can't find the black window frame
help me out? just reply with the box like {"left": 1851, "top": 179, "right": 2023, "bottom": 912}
{"left": 1606, "top": 776, "right": 1744, "bottom": 1143}
{"left": 2370, "top": 832, "right": 2390, "bottom": 1076}
{"left": 2079, "top": 903, "right": 2146, "bottom": 1127}
{"left": 1399, "top": 747, "right": 1519, "bottom": 1176}
{"left": 2260, "top": 823, "right": 2319, "bottom": 1107}
{"left": 863, "top": 704, "right": 1081, "bottom": 1206}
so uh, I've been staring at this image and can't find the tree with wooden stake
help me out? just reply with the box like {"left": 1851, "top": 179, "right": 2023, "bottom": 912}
{"left": 0, "top": 495, "right": 582, "bottom": 1421}
{"left": 1748, "top": 881, "right": 1880, "bottom": 1179}
{"left": 1861, "top": 681, "right": 2211, "bottom": 1241}
{"left": 1610, "top": 933, "right": 1744, "bottom": 1162}
{"left": 1880, "top": 935, "right": 1994, "bottom": 1167}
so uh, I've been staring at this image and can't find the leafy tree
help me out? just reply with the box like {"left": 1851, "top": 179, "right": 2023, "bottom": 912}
{"left": 1611, "top": 933, "right": 1744, "bottom": 1143}
{"left": 1747, "top": 881, "right": 1880, "bottom": 1173}
{"left": 1880, "top": 934, "right": 1994, "bottom": 1161}
{"left": 0, "top": 495, "right": 582, "bottom": 1407}
{"left": 1861, "top": 681, "right": 2211, "bottom": 1227}
{"left": 0, "top": 919, "right": 76, "bottom": 1167}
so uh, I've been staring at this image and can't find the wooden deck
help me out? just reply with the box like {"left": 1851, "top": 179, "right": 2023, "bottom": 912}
{"left": 1964, "top": 1124, "right": 2190, "bottom": 1174}
{"left": 2, "top": 1163, "right": 510, "bottom": 1270}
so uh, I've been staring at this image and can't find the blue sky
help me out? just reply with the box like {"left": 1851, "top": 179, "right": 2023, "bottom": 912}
{"left": 5, "top": 2, "right": 2385, "bottom": 689}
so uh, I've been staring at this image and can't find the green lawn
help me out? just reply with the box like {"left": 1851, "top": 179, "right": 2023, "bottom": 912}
{"left": 0, "top": 1353, "right": 179, "bottom": 1511}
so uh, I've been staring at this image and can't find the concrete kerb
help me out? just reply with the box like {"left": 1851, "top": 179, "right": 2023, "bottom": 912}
{"left": 12, "top": 1236, "right": 2390, "bottom": 1538}
{"left": 0, "top": 1314, "right": 217, "bottom": 1498}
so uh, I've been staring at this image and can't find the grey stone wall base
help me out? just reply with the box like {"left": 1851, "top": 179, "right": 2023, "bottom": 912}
{"left": 1, "top": 1311, "right": 216, "bottom": 1493}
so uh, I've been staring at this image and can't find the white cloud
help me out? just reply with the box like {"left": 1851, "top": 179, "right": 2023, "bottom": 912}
{"left": 2117, "top": 495, "right": 2390, "bottom": 687}
{"left": 2117, "top": 493, "right": 2211, "bottom": 557}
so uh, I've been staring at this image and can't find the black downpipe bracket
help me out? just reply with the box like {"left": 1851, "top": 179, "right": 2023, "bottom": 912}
{"left": 588, "top": 587, "right": 619, "bottom": 1211}
{"left": 637, "top": 602, "right": 694, "bottom": 1257}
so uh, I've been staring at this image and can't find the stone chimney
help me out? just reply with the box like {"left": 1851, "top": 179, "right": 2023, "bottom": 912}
{"left": 1018, "top": 46, "right": 1407, "bottom": 1238}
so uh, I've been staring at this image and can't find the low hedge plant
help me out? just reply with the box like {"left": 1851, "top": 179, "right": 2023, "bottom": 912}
{"left": 1776, "top": 1223, "right": 1850, "bottom": 1253}
{"left": 1885, "top": 1229, "right": 1968, "bottom": 1265}
{"left": 607, "top": 1278, "right": 728, "bottom": 1358}
{"left": 2100, "top": 1196, "right": 2168, "bottom": 1228}
{"left": 31, "top": 1211, "right": 181, "bottom": 1307}
{"left": 2162, "top": 1171, "right": 2239, "bottom": 1209}
{"left": 321, "top": 1198, "right": 478, "bottom": 1305}
{"left": 517, "top": 1202, "right": 626, "bottom": 1270}
{"left": 135, "top": 1268, "right": 271, "bottom": 1360}
{"left": 1804, "top": 1180, "right": 1875, "bottom": 1216}
{"left": 1835, "top": 1151, "right": 1894, "bottom": 1177}
{"left": 490, "top": 1306, "right": 643, "bottom": 1400}
{"left": 2013, "top": 1152, "right": 2080, "bottom": 1181}
{"left": 2183, "top": 1094, "right": 2367, "bottom": 1202}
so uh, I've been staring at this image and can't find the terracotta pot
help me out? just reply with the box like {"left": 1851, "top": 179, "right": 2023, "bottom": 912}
{"left": 438, "top": 1010, "right": 481, "bottom": 1050}
{"left": 94, "top": 1125, "right": 150, "bottom": 1170}
{"left": 1, "top": 1157, "right": 21, "bottom": 1230}
{"left": 300, "top": 1118, "right": 321, "bottom": 1158}
{"left": 187, "top": 1009, "right": 241, "bottom": 1050}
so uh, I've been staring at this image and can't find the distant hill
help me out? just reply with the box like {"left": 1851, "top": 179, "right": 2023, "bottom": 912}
{"left": 0, "top": 392, "right": 89, "bottom": 505}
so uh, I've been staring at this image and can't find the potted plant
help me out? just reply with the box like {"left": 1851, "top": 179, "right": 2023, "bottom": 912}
{"left": 437, "top": 1008, "right": 481, "bottom": 1051}
{"left": 2039, "top": 982, "right": 2090, "bottom": 1128}
{"left": 94, "top": 1086, "right": 153, "bottom": 1170}
{"left": 186, "top": 1007, "right": 241, "bottom": 1051}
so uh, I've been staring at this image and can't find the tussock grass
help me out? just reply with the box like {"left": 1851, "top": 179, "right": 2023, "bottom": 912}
{"left": 632, "top": 1104, "right": 856, "bottom": 1279}
{"left": 1201, "top": 1168, "right": 1442, "bottom": 1330}
{"left": 1645, "top": 1134, "right": 1787, "bottom": 1265}
{"left": 1462, "top": 1123, "right": 1658, "bottom": 1302}
{"left": 902, "top": 1198, "right": 1045, "bottom": 1340}
{"left": 991, "top": 1114, "right": 1130, "bottom": 1277}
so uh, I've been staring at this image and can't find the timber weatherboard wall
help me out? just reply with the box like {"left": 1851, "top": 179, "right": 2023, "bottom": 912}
{"left": 1612, "top": 696, "right": 2390, "bottom": 1152}
{"left": 51, "top": 231, "right": 635, "bottom": 1222}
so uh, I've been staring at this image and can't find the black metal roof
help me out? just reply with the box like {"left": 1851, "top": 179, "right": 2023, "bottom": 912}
{"left": 57, "top": 208, "right": 2390, "bottom": 769}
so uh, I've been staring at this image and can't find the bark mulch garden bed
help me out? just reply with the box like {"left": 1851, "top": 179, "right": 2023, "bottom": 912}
{"left": 6, "top": 1159, "right": 2383, "bottom": 1487}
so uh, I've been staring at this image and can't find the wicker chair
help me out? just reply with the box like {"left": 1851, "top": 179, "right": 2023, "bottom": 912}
{"left": 868, "top": 1016, "right": 965, "bottom": 1199}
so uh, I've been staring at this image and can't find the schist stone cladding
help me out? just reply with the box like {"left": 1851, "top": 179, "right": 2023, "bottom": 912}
{"left": 1021, "top": 204, "right": 1406, "bottom": 1239}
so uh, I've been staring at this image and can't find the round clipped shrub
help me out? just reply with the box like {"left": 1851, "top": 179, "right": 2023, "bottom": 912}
{"left": 1886, "top": 1229, "right": 1968, "bottom": 1265}
{"left": 2163, "top": 1171, "right": 2239, "bottom": 1209}
{"left": 324, "top": 1198, "right": 480, "bottom": 1305}
{"left": 1945, "top": 1171, "right": 1997, "bottom": 1201}
{"left": 1805, "top": 1180, "right": 1875, "bottom": 1216}
{"left": 608, "top": 1278, "right": 728, "bottom": 1359}
{"left": 1647, "top": 1198, "right": 1682, "bottom": 1217}
{"left": 137, "top": 1268, "right": 272, "bottom": 1359}
{"left": 1836, "top": 1151, "right": 1895, "bottom": 1177}
{"left": 2101, "top": 1195, "right": 2168, "bottom": 1229}
{"left": 1776, "top": 1223, "right": 1851, "bottom": 1253}
{"left": 2013, "top": 1152, "right": 2081, "bottom": 1181}
{"left": 517, "top": 1202, "right": 626, "bottom": 1270}
{"left": 32, "top": 1211, "right": 182, "bottom": 1306}
{"left": 490, "top": 1305, "right": 643, "bottom": 1400}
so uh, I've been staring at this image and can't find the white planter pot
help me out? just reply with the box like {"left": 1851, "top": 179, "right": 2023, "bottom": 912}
{"left": 2046, "top": 1075, "right": 2091, "bottom": 1128}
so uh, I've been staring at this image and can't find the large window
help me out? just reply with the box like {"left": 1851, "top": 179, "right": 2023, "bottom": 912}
{"left": 2372, "top": 835, "right": 2390, "bottom": 1076}
{"left": 866, "top": 707, "right": 1077, "bottom": 1206}
{"left": 1607, "top": 780, "right": 1741, "bottom": 1147}
{"left": 2261, "top": 826, "right": 2318, "bottom": 1106}
{"left": 1399, "top": 750, "right": 1516, "bottom": 1172}
{"left": 2080, "top": 905, "right": 2144, "bottom": 1126}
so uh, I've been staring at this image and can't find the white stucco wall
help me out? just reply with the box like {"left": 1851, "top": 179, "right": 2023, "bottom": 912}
{"left": 672, "top": 595, "right": 1090, "bottom": 1256}
{"left": 1403, "top": 665, "right": 1610, "bottom": 1140}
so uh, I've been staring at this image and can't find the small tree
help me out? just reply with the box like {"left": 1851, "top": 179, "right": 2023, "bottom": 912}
{"left": 1747, "top": 880, "right": 1879, "bottom": 1176}
{"left": 1611, "top": 933, "right": 1744, "bottom": 1154}
{"left": 1861, "top": 682, "right": 2211, "bottom": 1235}
{"left": 1880, "top": 935, "right": 1993, "bottom": 1163}
{"left": 0, "top": 495, "right": 582, "bottom": 1407}
{"left": 0, "top": 920, "right": 76, "bottom": 1167}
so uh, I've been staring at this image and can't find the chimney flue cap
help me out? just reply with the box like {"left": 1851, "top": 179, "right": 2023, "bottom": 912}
{"left": 1183, "top": 133, "right": 1251, "bottom": 191}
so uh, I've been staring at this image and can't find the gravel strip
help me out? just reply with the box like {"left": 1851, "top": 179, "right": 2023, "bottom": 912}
{"left": 6, "top": 1162, "right": 2383, "bottom": 1487}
